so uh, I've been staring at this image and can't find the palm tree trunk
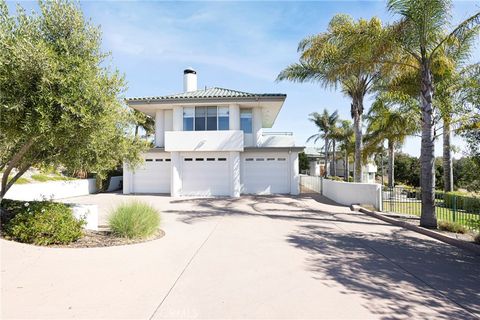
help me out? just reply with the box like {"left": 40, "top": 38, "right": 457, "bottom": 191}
{"left": 387, "top": 139, "right": 395, "bottom": 188}
{"left": 324, "top": 136, "right": 329, "bottom": 178}
{"left": 419, "top": 60, "right": 437, "bottom": 229}
{"left": 443, "top": 119, "right": 453, "bottom": 192}
{"left": 332, "top": 140, "right": 337, "bottom": 176}
{"left": 352, "top": 99, "right": 364, "bottom": 183}
{"left": 344, "top": 151, "right": 348, "bottom": 181}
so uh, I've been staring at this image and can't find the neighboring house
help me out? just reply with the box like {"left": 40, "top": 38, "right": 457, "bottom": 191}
{"left": 123, "top": 68, "right": 303, "bottom": 197}
{"left": 304, "top": 147, "right": 378, "bottom": 183}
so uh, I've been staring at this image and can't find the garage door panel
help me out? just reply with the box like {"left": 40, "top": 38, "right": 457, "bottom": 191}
{"left": 242, "top": 153, "right": 290, "bottom": 194}
{"left": 132, "top": 156, "right": 170, "bottom": 193}
{"left": 181, "top": 153, "right": 230, "bottom": 196}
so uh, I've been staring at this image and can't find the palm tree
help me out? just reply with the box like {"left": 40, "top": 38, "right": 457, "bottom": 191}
{"left": 335, "top": 120, "right": 355, "bottom": 181}
{"left": 385, "top": 0, "right": 479, "bottom": 228}
{"left": 365, "top": 96, "right": 418, "bottom": 188}
{"left": 435, "top": 63, "right": 479, "bottom": 192}
{"left": 277, "top": 15, "right": 389, "bottom": 182}
{"left": 132, "top": 109, "right": 155, "bottom": 138}
{"left": 307, "top": 110, "right": 339, "bottom": 177}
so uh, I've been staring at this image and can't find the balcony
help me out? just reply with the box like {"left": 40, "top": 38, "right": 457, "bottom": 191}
{"left": 258, "top": 132, "right": 295, "bottom": 147}
{"left": 164, "top": 130, "right": 244, "bottom": 152}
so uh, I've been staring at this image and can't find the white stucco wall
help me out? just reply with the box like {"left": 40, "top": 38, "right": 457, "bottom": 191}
{"left": 155, "top": 110, "right": 165, "bottom": 147}
{"left": 290, "top": 152, "right": 300, "bottom": 195}
{"left": 4, "top": 179, "right": 97, "bottom": 201}
{"left": 322, "top": 179, "right": 382, "bottom": 210}
{"left": 106, "top": 176, "right": 123, "bottom": 192}
{"left": 165, "top": 130, "right": 244, "bottom": 152}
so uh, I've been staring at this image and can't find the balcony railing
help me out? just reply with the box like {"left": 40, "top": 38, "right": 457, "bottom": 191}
{"left": 258, "top": 132, "right": 295, "bottom": 147}
{"left": 262, "top": 132, "right": 293, "bottom": 136}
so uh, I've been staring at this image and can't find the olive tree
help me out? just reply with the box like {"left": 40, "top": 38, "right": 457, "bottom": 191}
{"left": 0, "top": 0, "right": 148, "bottom": 202}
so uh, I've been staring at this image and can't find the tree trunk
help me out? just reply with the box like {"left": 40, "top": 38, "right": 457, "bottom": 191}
{"left": 344, "top": 151, "right": 348, "bottom": 181}
{"left": 380, "top": 151, "right": 384, "bottom": 187}
{"left": 135, "top": 125, "right": 139, "bottom": 137}
{"left": 388, "top": 140, "right": 395, "bottom": 188}
{"left": 419, "top": 60, "right": 437, "bottom": 229}
{"left": 352, "top": 99, "right": 364, "bottom": 182}
{"left": 0, "top": 139, "right": 35, "bottom": 203}
{"left": 324, "top": 136, "right": 329, "bottom": 178}
{"left": 332, "top": 140, "right": 337, "bottom": 177}
{"left": 443, "top": 119, "right": 453, "bottom": 192}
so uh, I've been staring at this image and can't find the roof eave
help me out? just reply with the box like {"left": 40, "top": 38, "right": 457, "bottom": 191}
{"left": 125, "top": 95, "right": 286, "bottom": 106}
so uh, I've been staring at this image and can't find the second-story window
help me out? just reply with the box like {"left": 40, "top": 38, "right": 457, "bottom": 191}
{"left": 183, "top": 107, "right": 194, "bottom": 131}
{"left": 195, "top": 107, "right": 206, "bottom": 130}
{"left": 207, "top": 106, "right": 217, "bottom": 130}
{"left": 183, "top": 106, "right": 230, "bottom": 131}
{"left": 218, "top": 107, "right": 229, "bottom": 130}
{"left": 240, "top": 109, "right": 252, "bottom": 133}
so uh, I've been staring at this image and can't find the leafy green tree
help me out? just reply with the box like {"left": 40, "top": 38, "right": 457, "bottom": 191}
{"left": 453, "top": 157, "right": 480, "bottom": 192}
{"left": 298, "top": 152, "right": 309, "bottom": 173}
{"left": 0, "top": 0, "right": 148, "bottom": 202}
{"left": 385, "top": 0, "right": 480, "bottom": 228}
{"left": 306, "top": 109, "right": 339, "bottom": 178}
{"left": 394, "top": 153, "right": 421, "bottom": 187}
{"left": 277, "top": 15, "right": 389, "bottom": 182}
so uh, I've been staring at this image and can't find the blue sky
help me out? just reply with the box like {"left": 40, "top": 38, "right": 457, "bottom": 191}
{"left": 8, "top": 1, "right": 480, "bottom": 157}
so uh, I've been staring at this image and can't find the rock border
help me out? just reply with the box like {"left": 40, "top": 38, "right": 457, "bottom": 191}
{"left": 352, "top": 205, "right": 480, "bottom": 256}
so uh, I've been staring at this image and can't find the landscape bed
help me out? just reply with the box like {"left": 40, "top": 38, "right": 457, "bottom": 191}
{"left": 1, "top": 199, "right": 163, "bottom": 248}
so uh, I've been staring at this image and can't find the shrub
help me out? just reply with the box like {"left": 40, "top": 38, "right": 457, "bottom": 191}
{"left": 2, "top": 200, "right": 84, "bottom": 245}
{"left": 328, "top": 176, "right": 344, "bottom": 182}
{"left": 438, "top": 221, "right": 467, "bottom": 234}
{"left": 108, "top": 201, "right": 160, "bottom": 239}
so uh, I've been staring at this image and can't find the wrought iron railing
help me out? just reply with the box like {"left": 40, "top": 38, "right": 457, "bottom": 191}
{"left": 382, "top": 186, "right": 480, "bottom": 231}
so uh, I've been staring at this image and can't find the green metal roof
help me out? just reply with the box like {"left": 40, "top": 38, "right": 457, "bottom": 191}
{"left": 126, "top": 87, "right": 286, "bottom": 102}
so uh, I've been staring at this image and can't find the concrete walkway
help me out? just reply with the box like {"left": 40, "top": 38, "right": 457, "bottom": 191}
{"left": 1, "top": 193, "right": 479, "bottom": 319}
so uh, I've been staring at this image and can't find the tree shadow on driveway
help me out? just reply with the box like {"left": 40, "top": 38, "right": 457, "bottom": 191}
{"left": 166, "top": 195, "right": 385, "bottom": 227}
{"left": 286, "top": 224, "right": 480, "bottom": 320}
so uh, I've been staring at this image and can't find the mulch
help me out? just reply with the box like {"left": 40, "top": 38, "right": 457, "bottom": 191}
{"left": 50, "top": 229, "right": 166, "bottom": 248}
{"left": 1, "top": 229, "right": 165, "bottom": 248}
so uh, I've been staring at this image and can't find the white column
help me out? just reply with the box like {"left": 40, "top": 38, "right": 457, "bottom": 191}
{"left": 172, "top": 106, "right": 183, "bottom": 131}
{"left": 171, "top": 151, "right": 182, "bottom": 197}
{"left": 122, "top": 162, "right": 133, "bottom": 194}
{"left": 252, "top": 107, "right": 263, "bottom": 146}
{"left": 155, "top": 110, "right": 165, "bottom": 147}
{"left": 290, "top": 151, "right": 300, "bottom": 195}
{"left": 229, "top": 104, "right": 240, "bottom": 130}
{"left": 164, "top": 109, "right": 173, "bottom": 132}
{"left": 229, "top": 151, "right": 241, "bottom": 197}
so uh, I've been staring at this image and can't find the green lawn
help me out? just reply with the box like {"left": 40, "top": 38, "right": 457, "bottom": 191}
{"left": 383, "top": 200, "right": 480, "bottom": 231}
{"left": 30, "top": 174, "right": 74, "bottom": 183}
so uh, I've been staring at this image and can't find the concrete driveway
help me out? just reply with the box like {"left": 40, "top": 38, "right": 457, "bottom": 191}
{"left": 1, "top": 193, "right": 479, "bottom": 319}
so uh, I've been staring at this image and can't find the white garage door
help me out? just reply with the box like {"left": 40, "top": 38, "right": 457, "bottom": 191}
{"left": 132, "top": 156, "right": 171, "bottom": 193}
{"left": 242, "top": 154, "right": 290, "bottom": 194}
{"left": 181, "top": 153, "right": 230, "bottom": 196}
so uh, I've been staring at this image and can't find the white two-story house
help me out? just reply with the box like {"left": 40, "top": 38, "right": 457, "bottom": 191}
{"left": 123, "top": 68, "right": 303, "bottom": 197}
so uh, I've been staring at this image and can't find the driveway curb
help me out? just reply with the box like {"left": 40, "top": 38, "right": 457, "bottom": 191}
{"left": 353, "top": 205, "right": 480, "bottom": 256}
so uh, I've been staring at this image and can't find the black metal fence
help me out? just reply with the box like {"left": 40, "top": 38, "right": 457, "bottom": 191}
{"left": 382, "top": 186, "right": 480, "bottom": 231}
